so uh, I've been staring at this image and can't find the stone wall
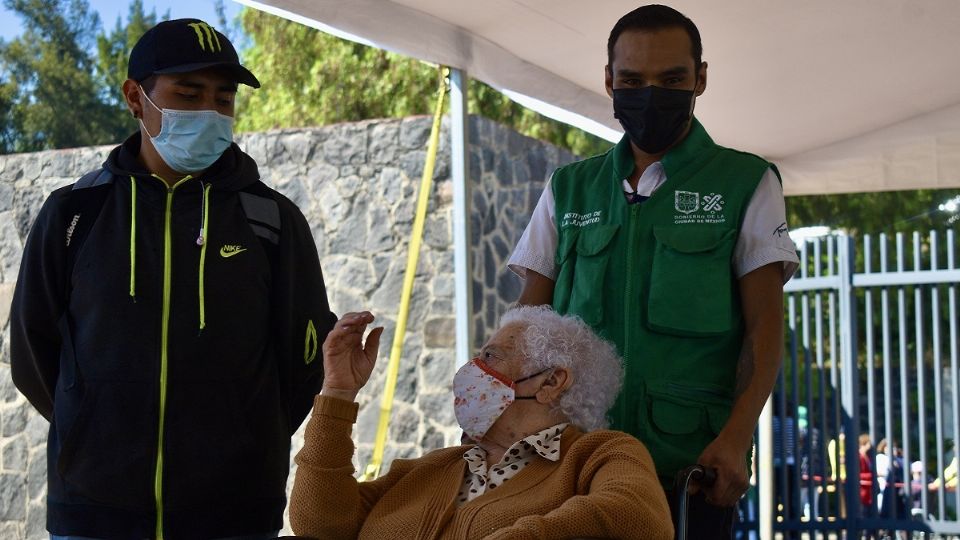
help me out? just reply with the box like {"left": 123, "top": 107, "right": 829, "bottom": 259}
{"left": 0, "top": 115, "right": 574, "bottom": 538}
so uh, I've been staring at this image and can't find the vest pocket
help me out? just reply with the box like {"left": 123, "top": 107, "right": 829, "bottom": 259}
{"left": 556, "top": 224, "right": 619, "bottom": 326}
{"left": 647, "top": 226, "right": 737, "bottom": 336}
{"left": 644, "top": 381, "right": 733, "bottom": 478}
{"left": 552, "top": 229, "right": 580, "bottom": 315}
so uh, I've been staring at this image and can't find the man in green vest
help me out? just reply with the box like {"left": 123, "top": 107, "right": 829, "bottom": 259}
{"left": 508, "top": 4, "right": 799, "bottom": 537}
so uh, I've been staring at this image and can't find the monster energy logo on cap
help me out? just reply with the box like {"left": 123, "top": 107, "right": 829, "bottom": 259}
{"left": 187, "top": 22, "right": 222, "bottom": 52}
{"left": 127, "top": 18, "right": 261, "bottom": 88}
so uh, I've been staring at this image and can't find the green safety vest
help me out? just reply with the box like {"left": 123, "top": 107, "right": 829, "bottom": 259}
{"left": 551, "top": 118, "right": 773, "bottom": 487}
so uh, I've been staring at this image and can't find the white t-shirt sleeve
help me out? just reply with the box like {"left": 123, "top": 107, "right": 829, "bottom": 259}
{"left": 508, "top": 177, "right": 558, "bottom": 280}
{"left": 732, "top": 168, "right": 800, "bottom": 282}
{"left": 509, "top": 168, "right": 799, "bottom": 283}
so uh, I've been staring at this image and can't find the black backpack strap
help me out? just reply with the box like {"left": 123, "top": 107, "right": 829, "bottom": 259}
{"left": 63, "top": 170, "right": 114, "bottom": 285}
{"left": 239, "top": 181, "right": 281, "bottom": 248}
{"left": 73, "top": 168, "right": 114, "bottom": 190}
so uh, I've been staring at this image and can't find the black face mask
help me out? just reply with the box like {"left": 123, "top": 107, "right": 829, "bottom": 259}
{"left": 612, "top": 85, "right": 694, "bottom": 154}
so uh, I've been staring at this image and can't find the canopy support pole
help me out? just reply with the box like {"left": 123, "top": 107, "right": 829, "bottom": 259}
{"left": 450, "top": 68, "right": 474, "bottom": 368}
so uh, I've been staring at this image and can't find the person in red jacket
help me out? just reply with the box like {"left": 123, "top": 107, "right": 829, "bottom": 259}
{"left": 859, "top": 434, "right": 875, "bottom": 509}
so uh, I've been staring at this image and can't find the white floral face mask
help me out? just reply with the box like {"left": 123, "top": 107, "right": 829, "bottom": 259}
{"left": 452, "top": 357, "right": 550, "bottom": 441}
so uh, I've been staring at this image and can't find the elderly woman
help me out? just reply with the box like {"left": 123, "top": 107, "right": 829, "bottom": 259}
{"left": 289, "top": 305, "right": 673, "bottom": 539}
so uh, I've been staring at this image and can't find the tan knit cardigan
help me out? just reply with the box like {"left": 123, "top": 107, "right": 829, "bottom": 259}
{"left": 290, "top": 395, "right": 674, "bottom": 539}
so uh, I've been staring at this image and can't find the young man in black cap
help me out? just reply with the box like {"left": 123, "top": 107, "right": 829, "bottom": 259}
{"left": 10, "top": 19, "right": 337, "bottom": 539}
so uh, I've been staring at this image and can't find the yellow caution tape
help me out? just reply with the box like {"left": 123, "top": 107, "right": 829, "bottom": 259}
{"left": 361, "top": 66, "right": 450, "bottom": 481}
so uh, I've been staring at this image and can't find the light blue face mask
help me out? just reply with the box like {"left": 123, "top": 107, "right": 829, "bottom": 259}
{"left": 139, "top": 86, "right": 234, "bottom": 173}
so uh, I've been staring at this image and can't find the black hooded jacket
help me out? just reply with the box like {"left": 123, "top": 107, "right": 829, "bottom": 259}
{"left": 10, "top": 133, "right": 337, "bottom": 539}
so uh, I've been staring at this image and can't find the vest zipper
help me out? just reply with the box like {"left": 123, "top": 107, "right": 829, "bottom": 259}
{"left": 623, "top": 204, "right": 641, "bottom": 428}
{"left": 151, "top": 175, "right": 193, "bottom": 540}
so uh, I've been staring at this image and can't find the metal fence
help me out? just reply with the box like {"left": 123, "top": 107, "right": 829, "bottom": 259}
{"left": 758, "top": 230, "right": 960, "bottom": 538}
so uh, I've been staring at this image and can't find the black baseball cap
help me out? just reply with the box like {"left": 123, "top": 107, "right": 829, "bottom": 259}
{"left": 128, "top": 18, "right": 260, "bottom": 88}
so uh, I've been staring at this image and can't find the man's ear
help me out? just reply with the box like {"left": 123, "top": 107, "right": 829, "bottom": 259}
{"left": 695, "top": 61, "right": 708, "bottom": 97}
{"left": 537, "top": 367, "right": 571, "bottom": 404}
{"left": 604, "top": 65, "right": 614, "bottom": 99}
{"left": 122, "top": 79, "right": 143, "bottom": 119}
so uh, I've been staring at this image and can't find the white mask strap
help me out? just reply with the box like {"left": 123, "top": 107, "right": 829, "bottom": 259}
{"left": 138, "top": 84, "right": 162, "bottom": 114}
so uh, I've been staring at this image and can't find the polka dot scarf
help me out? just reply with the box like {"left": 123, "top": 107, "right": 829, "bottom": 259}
{"left": 455, "top": 423, "right": 568, "bottom": 506}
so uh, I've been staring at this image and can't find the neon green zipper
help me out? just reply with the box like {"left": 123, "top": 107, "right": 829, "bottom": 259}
{"left": 150, "top": 174, "right": 192, "bottom": 540}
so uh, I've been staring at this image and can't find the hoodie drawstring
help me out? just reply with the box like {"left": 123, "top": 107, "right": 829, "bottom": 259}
{"left": 131, "top": 174, "right": 209, "bottom": 331}
{"left": 129, "top": 176, "right": 137, "bottom": 301}
{"left": 197, "top": 182, "right": 212, "bottom": 332}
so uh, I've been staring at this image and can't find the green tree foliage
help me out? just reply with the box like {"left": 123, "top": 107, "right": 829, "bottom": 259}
{"left": 468, "top": 81, "right": 612, "bottom": 159}
{"left": 1, "top": 0, "right": 116, "bottom": 151}
{"left": 0, "top": 59, "right": 17, "bottom": 153}
{"left": 786, "top": 189, "right": 960, "bottom": 236}
{"left": 95, "top": 0, "right": 165, "bottom": 119}
{"left": 235, "top": 9, "right": 441, "bottom": 132}
{"left": 235, "top": 8, "right": 612, "bottom": 158}
{"left": 0, "top": 0, "right": 161, "bottom": 153}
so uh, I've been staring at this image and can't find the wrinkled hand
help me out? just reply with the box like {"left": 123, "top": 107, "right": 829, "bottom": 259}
{"left": 694, "top": 433, "right": 750, "bottom": 507}
{"left": 319, "top": 312, "right": 383, "bottom": 402}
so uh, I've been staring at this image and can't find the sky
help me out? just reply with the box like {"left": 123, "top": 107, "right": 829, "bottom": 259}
{"left": 0, "top": 0, "right": 243, "bottom": 42}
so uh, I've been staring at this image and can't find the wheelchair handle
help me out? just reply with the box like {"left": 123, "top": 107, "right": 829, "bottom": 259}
{"left": 675, "top": 464, "right": 718, "bottom": 540}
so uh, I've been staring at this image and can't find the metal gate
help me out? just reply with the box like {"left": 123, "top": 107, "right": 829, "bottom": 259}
{"left": 748, "top": 231, "right": 960, "bottom": 538}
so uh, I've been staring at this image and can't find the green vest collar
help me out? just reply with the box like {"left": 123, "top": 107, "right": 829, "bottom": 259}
{"left": 610, "top": 116, "right": 718, "bottom": 181}
{"left": 662, "top": 117, "right": 717, "bottom": 177}
{"left": 611, "top": 134, "right": 636, "bottom": 181}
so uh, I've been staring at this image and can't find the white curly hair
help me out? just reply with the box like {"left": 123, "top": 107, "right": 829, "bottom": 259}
{"left": 498, "top": 305, "right": 623, "bottom": 431}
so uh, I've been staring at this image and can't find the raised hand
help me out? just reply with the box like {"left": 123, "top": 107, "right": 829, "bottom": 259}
{"left": 319, "top": 312, "right": 384, "bottom": 403}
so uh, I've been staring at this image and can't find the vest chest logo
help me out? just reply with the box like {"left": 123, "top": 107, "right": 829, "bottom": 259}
{"left": 674, "top": 191, "right": 727, "bottom": 225}
{"left": 675, "top": 191, "right": 699, "bottom": 214}
{"left": 703, "top": 193, "right": 724, "bottom": 212}
{"left": 561, "top": 210, "right": 603, "bottom": 228}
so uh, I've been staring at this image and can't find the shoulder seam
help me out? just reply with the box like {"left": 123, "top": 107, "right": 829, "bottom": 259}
{"left": 73, "top": 169, "right": 113, "bottom": 190}
{"left": 717, "top": 146, "right": 772, "bottom": 165}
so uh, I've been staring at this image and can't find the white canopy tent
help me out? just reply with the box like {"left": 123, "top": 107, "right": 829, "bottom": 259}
{"left": 236, "top": 0, "right": 960, "bottom": 196}
{"left": 233, "top": 1, "right": 960, "bottom": 535}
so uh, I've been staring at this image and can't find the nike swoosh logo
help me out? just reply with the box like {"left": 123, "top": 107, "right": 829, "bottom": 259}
{"left": 219, "top": 247, "right": 247, "bottom": 258}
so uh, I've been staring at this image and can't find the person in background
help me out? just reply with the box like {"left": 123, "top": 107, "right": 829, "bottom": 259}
{"left": 773, "top": 398, "right": 799, "bottom": 537}
{"left": 875, "top": 439, "right": 891, "bottom": 510}
{"left": 859, "top": 435, "right": 875, "bottom": 512}
{"left": 912, "top": 461, "right": 928, "bottom": 516}
{"left": 290, "top": 306, "right": 674, "bottom": 539}
{"left": 928, "top": 454, "right": 958, "bottom": 493}
{"left": 798, "top": 406, "right": 830, "bottom": 520}
{"left": 876, "top": 439, "right": 908, "bottom": 520}
{"left": 927, "top": 449, "right": 958, "bottom": 520}
{"left": 828, "top": 433, "right": 850, "bottom": 518}
{"left": 858, "top": 435, "right": 878, "bottom": 539}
